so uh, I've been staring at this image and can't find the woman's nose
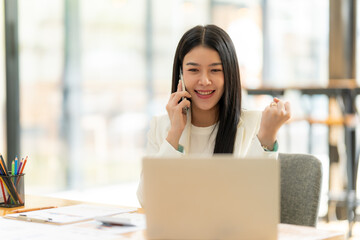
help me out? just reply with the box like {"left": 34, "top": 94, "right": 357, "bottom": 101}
{"left": 199, "top": 72, "right": 211, "bottom": 85}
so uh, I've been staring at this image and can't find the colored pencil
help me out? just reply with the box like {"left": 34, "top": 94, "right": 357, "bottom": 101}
{"left": 0, "top": 161, "right": 15, "bottom": 203}
{"left": 0, "top": 155, "right": 8, "bottom": 176}
{"left": 1, "top": 177, "right": 17, "bottom": 203}
{"left": 11, "top": 206, "right": 58, "bottom": 213}
{"left": 11, "top": 161, "right": 15, "bottom": 176}
{"left": 19, "top": 157, "right": 28, "bottom": 174}
{"left": 16, "top": 159, "right": 23, "bottom": 175}
{"left": 16, "top": 156, "right": 28, "bottom": 194}
{"left": 0, "top": 179, "right": 7, "bottom": 204}
{"left": 0, "top": 155, "right": 24, "bottom": 205}
{"left": 0, "top": 154, "right": 8, "bottom": 176}
{"left": 14, "top": 157, "right": 18, "bottom": 176}
{"left": 0, "top": 167, "right": 6, "bottom": 203}
{"left": 0, "top": 155, "right": 27, "bottom": 205}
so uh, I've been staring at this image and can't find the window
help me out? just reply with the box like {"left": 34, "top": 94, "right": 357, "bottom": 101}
{"left": 79, "top": 0, "right": 147, "bottom": 187}
{"left": 264, "top": 0, "right": 328, "bottom": 87}
{"left": 19, "top": 0, "right": 64, "bottom": 192}
{"left": 212, "top": 0, "right": 263, "bottom": 88}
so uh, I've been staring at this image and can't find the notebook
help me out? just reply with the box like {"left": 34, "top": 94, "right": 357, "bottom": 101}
{"left": 142, "top": 155, "right": 279, "bottom": 240}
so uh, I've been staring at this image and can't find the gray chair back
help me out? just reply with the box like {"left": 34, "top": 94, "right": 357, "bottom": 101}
{"left": 279, "top": 153, "right": 322, "bottom": 227}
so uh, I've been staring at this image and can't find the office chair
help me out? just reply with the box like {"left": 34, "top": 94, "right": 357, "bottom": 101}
{"left": 279, "top": 153, "right": 322, "bottom": 227}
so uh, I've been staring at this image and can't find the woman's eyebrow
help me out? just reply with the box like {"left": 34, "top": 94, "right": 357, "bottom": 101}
{"left": 185, "top": 62, "right": 199, "bottom": 66}
{"left": 209, "top": 63, "right": 222, "bottom": 66}
{"left": 185, "top": 62, "right": 222, "bottom": 66}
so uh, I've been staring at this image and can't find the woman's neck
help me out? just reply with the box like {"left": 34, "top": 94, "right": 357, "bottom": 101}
{"left": 191, "top": 106, "right": 219, "bottom": 127}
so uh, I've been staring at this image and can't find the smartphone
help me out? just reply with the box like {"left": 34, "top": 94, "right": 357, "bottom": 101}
{"left": 179, "top": 69, "right": 189, "bottom": 114}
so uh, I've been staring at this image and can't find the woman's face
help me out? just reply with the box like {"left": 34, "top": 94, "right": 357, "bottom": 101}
{"left": 182, "top": 46, "right": 224, "bottom": 113}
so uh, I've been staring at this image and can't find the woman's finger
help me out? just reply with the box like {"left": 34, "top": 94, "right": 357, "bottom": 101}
{"left": 284, "top": 101, "right": 291, "bottom": 112}
{"left": 169, "top": 92, "right": 176, "bottom": 100}
{"left": 177, "top": 81, "right": 182, "bottom": 92}
{"left": 176, "top": 91, "right": 191, "bottom": 102}
{"left": 168, "top": 91, "right": 190, "bottom": 105}
{"left": 276, "top": 100, "right": 285, "bottom": 113}
{"left": 284, "top": 101, "right": 291, "bottom": 117}
{"left": 178, "top": 98, "right": 191, "bottom": 109}
{"left": 269, "top": 102, "right": 277, "bottom": 107}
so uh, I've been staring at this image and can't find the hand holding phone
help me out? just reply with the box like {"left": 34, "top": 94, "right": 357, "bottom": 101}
{"left": 165, "top": 69, "right": 191, "bottom": 150}
{"left": 179, "top": 69, "right": 189, "bottom": 114}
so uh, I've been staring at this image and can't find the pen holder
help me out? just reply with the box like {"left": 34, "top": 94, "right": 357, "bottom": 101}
{"left": 0, "top": 174, "right": 25, "bottom": 208}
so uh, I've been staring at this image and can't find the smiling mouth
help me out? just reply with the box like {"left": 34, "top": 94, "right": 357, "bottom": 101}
{"left": 195, "top": 90, "right": 215, "bottom": 95}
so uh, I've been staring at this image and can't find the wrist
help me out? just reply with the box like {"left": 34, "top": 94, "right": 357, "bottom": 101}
{"left": 166, "top": 130, "right": 182, "bottom": 151}
{"left": 257, "top": 134, "right": 277, "bottom": 151}
{"left": 261, "top": 140, "right": 278, "bottom": 152}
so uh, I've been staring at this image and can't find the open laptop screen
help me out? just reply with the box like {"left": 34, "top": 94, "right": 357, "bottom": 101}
{"left": 142, "top": 156, "right": 279, "bottom": 240}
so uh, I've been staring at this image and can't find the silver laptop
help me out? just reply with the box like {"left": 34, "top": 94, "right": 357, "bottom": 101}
{"left": 142, "top": 155, "right": 279, "bottom": 240}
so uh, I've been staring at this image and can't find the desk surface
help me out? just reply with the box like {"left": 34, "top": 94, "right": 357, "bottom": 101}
{"left": 0, "top": 195, "right": 345, "bottom": 240}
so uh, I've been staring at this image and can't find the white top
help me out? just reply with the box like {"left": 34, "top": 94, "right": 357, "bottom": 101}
{"left": 189, "top": 124, "right": 217, "bottom": 155}
{"left": 137, "top": 109, "right": 278, "bottom": 206}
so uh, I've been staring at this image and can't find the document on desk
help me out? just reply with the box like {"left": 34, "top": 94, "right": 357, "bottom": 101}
{"left": 0, "top": 217, "right": 131, "bottom": 240}
{"left": 4, "top": 204, "right": 137, "bottom": 225}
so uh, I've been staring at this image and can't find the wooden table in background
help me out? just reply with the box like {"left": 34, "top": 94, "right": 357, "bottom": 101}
{"left": 0, "top": 195, "right": 345, "bottom": 240}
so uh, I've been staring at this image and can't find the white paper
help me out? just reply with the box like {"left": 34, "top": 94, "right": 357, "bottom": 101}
{"left": 0, "top": 213, "right": 145, "bottom": 239}
{"left": 5, "top": 204, "right": 137, "bottom": 224}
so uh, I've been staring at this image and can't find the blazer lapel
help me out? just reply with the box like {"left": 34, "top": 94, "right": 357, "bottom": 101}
{"left": 178, "top": 111, "right": 191, "bottom": 154}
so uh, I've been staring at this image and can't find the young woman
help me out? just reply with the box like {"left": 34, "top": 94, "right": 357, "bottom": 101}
{"left": 137, "top": 24, "right": 291, "bottom": 206}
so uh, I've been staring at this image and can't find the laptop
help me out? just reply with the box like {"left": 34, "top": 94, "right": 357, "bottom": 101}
{"left": 142, "top": 155, "right": 279, "bottom": 240}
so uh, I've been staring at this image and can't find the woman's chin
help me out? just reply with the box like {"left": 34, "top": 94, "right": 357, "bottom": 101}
{"left": 192, "top": 104, "right": 218, "bottom": 112}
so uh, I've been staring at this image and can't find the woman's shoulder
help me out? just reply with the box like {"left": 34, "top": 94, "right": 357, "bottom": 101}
{"left": 240, "top": 109, "right": 262, "bottom": 122}
{"left": 151, "top": 113, "right": 170, "bottom": 124}
{"left": 237, "top": 109, "right": 262, "bottom": 129}
{"left": 149, "top": 114, "right": 171, "bottom": 132}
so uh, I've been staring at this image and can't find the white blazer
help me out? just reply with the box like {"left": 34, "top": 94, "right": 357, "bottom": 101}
{"left": 137, "top": 109, "right": 278, "bottom": 206}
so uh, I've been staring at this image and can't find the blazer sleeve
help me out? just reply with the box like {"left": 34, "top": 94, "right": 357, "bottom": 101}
{"left": 247, "top": 134, "right": 278, "bottom": 159}
{"left": 236, "top": 110, "right": 278, "bottom": 159}
{"left": 146, "top": 115, "right": 183, "bottom": 157}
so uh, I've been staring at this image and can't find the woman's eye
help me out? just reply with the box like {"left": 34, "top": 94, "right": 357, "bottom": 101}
{"left": 188, "top": 68, "right": 198, "bottom": 72}
{"left": 211, "top": 69, "right": 222, "bottom": 72}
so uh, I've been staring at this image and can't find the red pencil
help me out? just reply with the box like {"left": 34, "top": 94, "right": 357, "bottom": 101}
{"left": 0, "top": 179, "right": 6, "bottom": 204}
{"left": 19, "top": 156, "right": 28, "bottom": 174}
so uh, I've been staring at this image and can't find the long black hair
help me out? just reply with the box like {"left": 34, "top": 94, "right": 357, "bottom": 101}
{"left": 171, "top": 25, "right": 242, "bottom": 154}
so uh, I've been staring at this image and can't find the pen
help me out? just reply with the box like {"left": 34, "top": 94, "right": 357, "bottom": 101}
{"left": 11, "top": 206, "right": 58, "bottom": 213}
{"left": 101, "top": 222, "right": 136, "bottom": 227}
{"left": 16, "top": 214, "right": 53, "bottom": 223}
